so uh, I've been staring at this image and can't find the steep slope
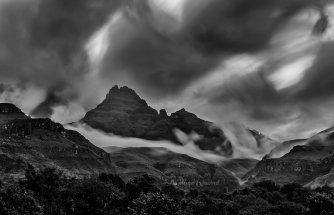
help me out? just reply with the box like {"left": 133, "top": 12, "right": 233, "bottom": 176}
{"left": 104, "top": 146, "right": 239, "bottom": 191}
{"left": 0, "top": 103, "right": 115, "bottom": 181}
{"left": 82, "top": 85, "right": 233, "bottom": 156}
{"left": 244, "top": 128, "right": 334, "bottom": 187}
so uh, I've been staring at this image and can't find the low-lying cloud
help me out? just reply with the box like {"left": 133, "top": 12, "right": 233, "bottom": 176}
{"left": 66, "top": 123, "right": 277, "bottom": 162}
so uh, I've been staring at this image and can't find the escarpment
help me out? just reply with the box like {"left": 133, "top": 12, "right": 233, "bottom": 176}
{"left": 0, "top": 104, "right": 115, "bottom": 180}
{"left": 244, "top": 129, "right": 334, "bottom": 186}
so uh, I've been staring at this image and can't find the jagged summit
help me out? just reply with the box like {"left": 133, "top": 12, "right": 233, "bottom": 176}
{"left": 159, "top": 109, "right": 168, "bottom": 118}
{"left": 82, "top": 86, "right": 233, "bottom": 156}
{"left": 82, "top": 85, "right": 159, "bottom": 137}
{"left": 107, "top": 85, "right": 142, "bottom": 100}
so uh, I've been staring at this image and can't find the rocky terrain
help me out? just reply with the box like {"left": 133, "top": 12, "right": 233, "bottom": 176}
{"left": 244, "top": 128, "right": 334, "bottom": 187}
{"left": 104, "top": 146, "right": 239, "bottom": 191}
{"left": 0, "top": 103, "right": 115, "bottom": 181}
{"left": 82, "top": 86, "right": 276, "bottom": 157}
{"left": 4, "top": 86, "right": 334, "bottom": 190}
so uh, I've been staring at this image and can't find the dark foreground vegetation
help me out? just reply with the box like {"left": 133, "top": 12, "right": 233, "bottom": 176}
{"left": 0, "top": 165, "right": 334, "bottom": 215}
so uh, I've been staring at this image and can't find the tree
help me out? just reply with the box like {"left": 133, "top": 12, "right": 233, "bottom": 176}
{"left": 126, "top": 174, "right": 159, "bottom": 199}
{"left": 307, "top": 193, "right": 334, "bottom": 215}
{"left": 0, "top": 185, "right": 42, "bottom": 215}
{"left": 98, "top": 173, "right": 125, "bottom": 191}
{"left": 128, "top": 193, "right": 182, "bottom": 215}
{"left": 161, "top": 184, "right": 184, "bottom": 201}
{"left": 63, "top": 179, "right": 124, "bottom": 215}
{"left": 20, "top": 164, "right": 65, "bottom": 214}
{"left": 252, "top": 180, "right": 280, "bottom": 192}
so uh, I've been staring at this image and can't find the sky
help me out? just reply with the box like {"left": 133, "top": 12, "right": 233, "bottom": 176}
{"left": 1, "top": 0, "right": 334, "bottom": 141}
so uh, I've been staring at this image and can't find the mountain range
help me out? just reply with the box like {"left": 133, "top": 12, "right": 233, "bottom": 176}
{"left": 1, "top": 85, "right": 334, "bottom": 189}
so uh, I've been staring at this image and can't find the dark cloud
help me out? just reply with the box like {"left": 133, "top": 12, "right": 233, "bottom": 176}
{"left": 196, "top": 39, "right": 334, "bottom": 140}
{"left": 98, "top": 0, "right": 320, "bottom": 98}
{"left": 30, "top": 0, "right": 123, "bottom": 63}
{"left": 99, "top": 13, "right": 218, "bottom": 97}
{"left": 30, "top": 91, "right": 67, "bottom": 118}
{"left": 182, "top": 0, "right": 315, "bottom": 54}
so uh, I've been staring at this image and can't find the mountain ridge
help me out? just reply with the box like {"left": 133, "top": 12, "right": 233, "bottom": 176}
{"left": 244, "top": 128, "right": 334, "bottom": 187}
{"left": 0, "top": 102, "right": 240, "bottom": 191}
{"left": 81, "top": 85, "right": 277, "bottom": 158}
{"left": 82, "top": 85, "right": 234, "bottom": 156}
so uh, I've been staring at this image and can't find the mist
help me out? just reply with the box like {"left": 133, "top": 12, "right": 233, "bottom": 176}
{"left": 66, "top": 123, "right": 280, "bottom": 162}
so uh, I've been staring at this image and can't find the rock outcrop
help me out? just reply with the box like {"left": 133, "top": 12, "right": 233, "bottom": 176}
{"left": 0, "top": 103, "right": 115, "bottom": 180}
{"left": 82, "top": 86, "right": 233, "bottom": 156}
{"left": 0, "top": 103, "right": 28, "bottom": 125}
{"left": 104, "top": 146, "right": 239, "bottom": 191}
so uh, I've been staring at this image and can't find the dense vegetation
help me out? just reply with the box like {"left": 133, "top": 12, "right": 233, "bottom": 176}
{"left": 0, "top": 165, "right": 334, "bottom": 215}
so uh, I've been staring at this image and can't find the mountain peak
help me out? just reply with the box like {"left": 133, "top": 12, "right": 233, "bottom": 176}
{"left": 173, "top": 108, "right": 194, "bottom": 116}
{"left": 159, "top": 109, "right": 168, "bottom": 117}
{"left": 82, "top": 86, "right": 233, "bottom": 156}
{"left": 82, "top": 86, "right": 158, "bottom": 135}
{"left": 171, "top": 108, "right": 200, "bottom": 122}
{"left": 107, "top": 85, "right": 140, "bottom": 98}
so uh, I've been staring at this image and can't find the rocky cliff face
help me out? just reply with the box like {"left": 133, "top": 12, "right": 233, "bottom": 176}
{"left": 82, "top": 86, "right": 233, "bottom": 156}
{"left": 104, "top": 146, "right": 239, "bottom": 191}
{"left": 244, "top": 128, "right": 334, "bottom": 187}
{"left": 0, "top": 104, "right": 115, "bottom": 180}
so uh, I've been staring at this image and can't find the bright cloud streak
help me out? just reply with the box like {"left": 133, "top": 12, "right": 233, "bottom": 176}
{"left": 268, "top": 56, "right": 315, "bottom": 90}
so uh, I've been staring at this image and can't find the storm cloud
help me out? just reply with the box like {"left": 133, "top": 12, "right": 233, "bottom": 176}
{"left": 95, "top": 0, "right": 322, "bottom": 98}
